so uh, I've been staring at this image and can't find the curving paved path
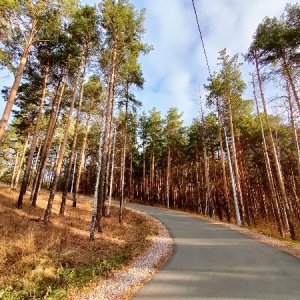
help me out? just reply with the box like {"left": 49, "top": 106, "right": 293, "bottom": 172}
{"left": 125, "top": 203, "right": 300, "bottom": 300}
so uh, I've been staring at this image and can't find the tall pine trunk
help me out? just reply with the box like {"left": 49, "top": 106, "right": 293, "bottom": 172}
{"left": 11, "top": 151, "right": 20, "bottom": 189}
{"left": 282, "top": 57, "right": 300, "bottom": 115}
{"left": 95, "top": 42, "right": 117, "bottom": 233}
{"left": 43, "top": 52, "right": 85, "bottom": 223}
{"left": 72, "top": 109, "right": 92, "bottom": 206}
{"left": 129, "top": 152, "right": 133, "bottom": 200}
{"left": 90, "top": 125, "right": 104, "bottom": 241}
{"left": 225, "top": 129, "right": 242, "bottom": 226}
{"left": 60, "top": 57, "right": 87, "bottom": 215}
{"left": 31, "top": 70, "right": 67, "bottom": 206}
{"left": 150, "top": 151, "right": 155, "bottom": 204}
{"left": 217, "top": 98, "right": 231, "bottom": 221}
{"left": 255, "top": 54, "right": 295, "bottom": 240}
{"left": 253, "top": 77, "right": 284, "bottom": 237}
{"left": 119, "top": 100, "right": 129, "bottom": 223}
{"left": 12, "top": 132, "right": 30, "bottom": 190}
{"left": 107, "top": 127, "right": 116, "bottom": 216}
{"left": 142, "top": 145, "right": 146, "bottom": 200}
{"left": 287, "top": 82, "right": 300, "bottom": 179}
{"left": 203, "top": 145, "right": 210, "bottom": 215}
{"left": 17, "top": 59, "right": 50, "bottom": 208}
{"left": 227, "top": 95, "right": 246, "bottom": 223}
{"left": 166, "top": 144, "right": 171, "bottom": 208}
{"left": 0, "top": 23, "right": 37, "bottom": 141}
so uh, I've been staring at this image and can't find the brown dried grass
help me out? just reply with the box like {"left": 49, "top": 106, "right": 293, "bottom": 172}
{"left": 0, "top": 181, "right": 157, "bottom": 299}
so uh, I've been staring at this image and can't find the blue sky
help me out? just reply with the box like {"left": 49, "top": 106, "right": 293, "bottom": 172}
{"left": 0, "top": 0, "right": 298, "bottom": 125}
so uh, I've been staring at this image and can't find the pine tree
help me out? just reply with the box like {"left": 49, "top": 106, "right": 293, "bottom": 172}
{"left": 0, "top": 0, "right": 78, "bottom": 140}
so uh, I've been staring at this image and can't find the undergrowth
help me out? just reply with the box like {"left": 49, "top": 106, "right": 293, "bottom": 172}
{"left": 0, "top": 182, "right": 156, "bottom": 300}
{"left": 0, "top": 253, "right": 130, "bottom": 300}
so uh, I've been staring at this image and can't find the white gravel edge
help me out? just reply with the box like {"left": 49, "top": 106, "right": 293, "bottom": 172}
{"left": 75, "top": 209, "right": 173, "bottom": 300}
{"left": 74, "top": 206, "right": 300, "bottom": 300}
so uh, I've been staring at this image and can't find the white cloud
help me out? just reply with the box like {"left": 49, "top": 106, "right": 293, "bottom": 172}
{"left": 132, "top": 0, "right": 299, "bottom": 124}
{"left": 1, "top": 0, "right": 298, "bottom": 125}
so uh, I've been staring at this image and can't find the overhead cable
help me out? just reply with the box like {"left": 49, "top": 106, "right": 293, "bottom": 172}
{"left": 191, "top": 0, "right": 212, "bottom": 79}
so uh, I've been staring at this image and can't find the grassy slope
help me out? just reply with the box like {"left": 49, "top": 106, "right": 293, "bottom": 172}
{"left": 0, "top": 182, "right": 157, "bottom": 300}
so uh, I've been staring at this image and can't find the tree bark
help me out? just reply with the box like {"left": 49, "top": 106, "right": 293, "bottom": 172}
{"left": 287, "top": 82, "right": 300, "bottom": 179}
{"left": 95, "top": 42, "right": 117, "bottom": 232}
{"left": 166, "top": 144, "right": 171, "bottom": 208}
{"left": 12, "top": 132, "right": 30, "bottom": 190}
{"left": 72, "top": 109, "right": 92, "bottom": 207}
{"left": 129, "top": 152, "right": 133, "bottom": 200}
{"left": 227, "top": 95, "right": 245, "bottom": 224}
{"left": 217, "top": 98, "right": 231, "bottom": 221}
{"left": 17, "top": 58, "right": 50, "bottom": 208}
{"left": 150, "top": 150, "right": 155, "bottom": 204}
{"left": 142, "top": 144, "right": 146, "bottom": 200}
{"left": 0, "top": 23, "right": 37, "bottom": 141}
{"left": 282, "top": 57, "right": 300, "bottom": 115}
{"left": 31, "top": 70, "right": 67, "bottom": 206}
{"left": 203, "top": 145, "right": 210, "bottom": 215}
{"left": 60, "top": 55, "right": 87, "bottom": 216}
{"left": 253, "top": 82, "right": 283, "bottom": 236}
{"left": 44, "top": 53, "right": 85, "bottom": 223}
{"left": 90, "top": 124, "right": 104, "bottom": 241}
{"left": 11, "top": 151, "right": 20, "bottom": 189}
{"left": 225, "top": 129, "right": 242, "bottom": 226}
{"left": 107, "top": 127, "right": 116, "bottom": 216}
{"left": 119, "top": 100, "right": 129, "bottom": 223}
{"left": 255, "top": 55, "right": 295, "bottom": 239}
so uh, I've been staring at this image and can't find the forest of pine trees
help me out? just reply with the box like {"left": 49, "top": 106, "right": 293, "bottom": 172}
{"left": 0, "top": 1, "right": 300, "bottom": 241}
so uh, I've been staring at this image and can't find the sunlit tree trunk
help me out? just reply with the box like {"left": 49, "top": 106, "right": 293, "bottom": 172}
{"left": 90, "top": 125, "right": 104, "bottom": 241}
{"left": 60, "top": 56, "right": 87, "bottom": 216}
{"left": 0, "top": 23, "right": 37, "bottom": 141}
{"left": 253, "top": 75, "right": 284, "bottom": 237}
{"left": 72, "top": 109, "right": 92, "bottom": 207}
{"left": 44, "top": 52, "right": 85, "bottom": 223}
{"left": 119, "top": 98, "right": 129, "bottom": 222}
{"left": 30, "top": 137, "right": 42, "bottom": 186}
{"left": 227, "top": 95, "right": 246, "bottom": 224}
{"left": 12, "top": 132, "right": 30, "bottom": 190}
{"left": 254, "top": 55, "right": 295, "bottom": 239}
{"left": 196, "top": 159, "right": 202, "bottom": 214}
{"left": 104, "top": 99, "right": 116, "bottom": 210}
{"left": 95, "top": 42, "right": 117, "bottom": 232}
{"left": 11, "top": 151, "right": 20, "bottom": 189}
{"left": 129, "top": 152, "right": 133, "bottom": 200}
{"left": 150, "top": 150, "right": 155, "bottom": 204}
{"left": 225, "top": 129, "right": 242, "bottom": 226}
{"left": 203, "top": 145, "right": 210, "bottom": 215}
{"left": 107, "top": 127, "right": 116, "bottom": 217}
{"left": 17, "top": 59, "right": 50, "bottom": 208}
{"left": 31, "top": 70, "right": 67, "bottom": 206}
{"left": 142, "top": 144, "right": 146, "bottom": 200}
{"left": 217, "top": 98, "right": 230, "bottom": 221}
{"left": 119, "top": 126, "right": 126, "bottom": 222}
{"left": 166, "top": 144, "right": 171, "bottom": 208}
{"left": 287, "top": 82, "right": 300, "bottom": 179}
{"left": 282, "top": 57, "right": 300, "bottom": 115}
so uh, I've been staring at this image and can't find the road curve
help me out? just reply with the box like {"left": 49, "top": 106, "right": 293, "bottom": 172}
{"left": 124, "top": 203, "right": 300, "bottom": 300}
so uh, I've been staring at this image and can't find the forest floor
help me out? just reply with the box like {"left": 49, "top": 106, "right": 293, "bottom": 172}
{"left": 1, "top": 181, "right": 300, "bottom": 299}
{"left": 0, "top": 181, "right": 164, "bottom": 300}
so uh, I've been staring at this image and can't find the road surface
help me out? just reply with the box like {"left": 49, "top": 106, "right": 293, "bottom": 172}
{"left": 125, "top": 203, "right": 300, "bottom": 300}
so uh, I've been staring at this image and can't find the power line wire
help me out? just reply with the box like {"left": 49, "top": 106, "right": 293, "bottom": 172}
{"left": 191, "top": 0, "right": 212, "bottom": 78}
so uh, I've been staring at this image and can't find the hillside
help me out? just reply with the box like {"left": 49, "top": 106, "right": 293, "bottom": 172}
{"left": 0, "top": 182, "right": 158, "bottom": 299}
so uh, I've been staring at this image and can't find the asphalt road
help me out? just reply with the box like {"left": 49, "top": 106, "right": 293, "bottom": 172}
{"left": 124, "top": 203, "right": 300, "bottom": 300}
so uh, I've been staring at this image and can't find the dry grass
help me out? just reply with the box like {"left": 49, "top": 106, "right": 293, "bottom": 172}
{"left": 0, "top": 182, "right": 157, "bottom": 300}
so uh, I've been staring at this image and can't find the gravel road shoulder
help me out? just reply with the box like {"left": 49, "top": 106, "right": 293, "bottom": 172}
{"left": 74, "top": 209, "right": 173, "bottom": 300}
{"left": 74, "top": 206, "right": 300, "bottom": 300}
